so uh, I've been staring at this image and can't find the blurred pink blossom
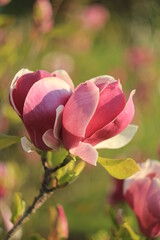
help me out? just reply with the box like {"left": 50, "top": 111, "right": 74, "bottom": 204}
{"left": 126, "top": 47, "right": 154, "bottom": 70}
{"left": 136, "top": 81, "right": 151, "bottom": 104}
{"left": 0, "top": 113, "right": 9, "bottom": 133}
{"left": 0, "top": 202, "right": 22, "bottom": 238}
{"left": 124, "top": 159, "right": 160, "bottom": 238}
{"left": 0, "top": 0, "right": 11, "bottom": 6}
{"left": 33, "top": 0, "right": 54, "bottom": 33}
{"left": 108, "top": 179, "right": 124, "bottom": 205}
{"left": 49, "top": 204, "right": 69, "bottom": 240}
{"left": 56, "top": 204, "right": 69, "bottom": 239}
{"left": 0, "top": 163, "right": 7, "bottom": 199}
{"left": 80, "top": 4, "right": 109, "bottom": 30}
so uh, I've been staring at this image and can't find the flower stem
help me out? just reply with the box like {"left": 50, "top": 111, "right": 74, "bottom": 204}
{"left": 5, "top": 189, "right": 54, "bottom": 240}
{"left": 5, "top": 155, "right": 70, "bottom": 240}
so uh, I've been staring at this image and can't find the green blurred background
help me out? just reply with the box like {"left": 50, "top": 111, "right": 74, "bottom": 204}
{"left": 0, "top": 0, "right": 160, "bottom": 239}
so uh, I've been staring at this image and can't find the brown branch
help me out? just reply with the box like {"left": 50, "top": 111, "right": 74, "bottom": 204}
{"left": 5, "top": 155, "right": 70, "bottom": 240}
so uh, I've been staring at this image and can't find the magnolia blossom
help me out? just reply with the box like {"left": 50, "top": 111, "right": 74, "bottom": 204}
{"left": 10, "top": 70, "right": 137, "bottom": 166}
{"left": 80, "top": 4, "right": 109, "bottom": 30}
{"left": 62, "top": 75, "right": 137, "bottom": 165}
{"left": 108, "top": 179, "right": 124, "bottom": 205}
{"left": 56, "top": 204, "right": 69, "bottom": 239}
{"left": 0, "top": 163, "right": 7, "bottom": 199}
{"left": 9, "top": 69, "right": 74, "bottom": 151}
{"left": 126, "top": 46, "right": 154, "bottom": 70}
{"left": 124, "top": 159, "right": 160, "bottom": 238}
{"left": 49, "top": 204, "right": 69, "bottom": 240}
{"left": 0, "top": 0, "right": 11, "bottom": 6}
{"left": 33, "top": 0, "right": 53, "bottom": 33}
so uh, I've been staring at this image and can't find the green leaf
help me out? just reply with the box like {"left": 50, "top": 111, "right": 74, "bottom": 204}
{"left": 56, "top": 159, "right": 75, "bottom": 182}
{"left": 57, "top": 160, "right": 85, "bottom": 186}
{"left": 98, "top": 157, "right": 139, "bottom": 179}
{"left": 11, "top": 192, "right": 26, "bottom": 224}
{"left": 47, "top": 148, "right": 68, "bottom": 168}
{"left": 73, "top": 161, "right": 86, "bottom": 177}
{"left": 121, "top": 222, "right": 141, "bottom": 240}
{"left": 58, "top": 172, "right": 74, "bottom": 185}
{"left": 0, "top": 133, "right": 20, "bottom": 150}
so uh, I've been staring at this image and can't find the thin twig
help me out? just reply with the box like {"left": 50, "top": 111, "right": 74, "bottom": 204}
{"left": 5, "top": 190, "right": 53, "bottom": 240}
{"left": 5, "top": 155, "right": 70, "bottom": 240}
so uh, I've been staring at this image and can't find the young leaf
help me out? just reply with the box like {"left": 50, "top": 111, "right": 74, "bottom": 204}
{"left": 57, "top": 161, "right": 85, "bottom": 186}
{"left": 58, "top": 172, "right": 74, "bottom": 185}
{"left": 73, "top": 161, "right": 86, "bottom": 177}
{"left": 98, "top": 157, "right": 139, "bottom": 179}
{"left": 122, "top": 222, "right": 141, "bottom": 240}
{"left": 11, "top": 192, "right": 26, "bottom": 224}
{"left": 0, "top": 133, "right": 20, "bottom": 150}
{"left": 47, "top": 148, "right": 68, "bottom": 168}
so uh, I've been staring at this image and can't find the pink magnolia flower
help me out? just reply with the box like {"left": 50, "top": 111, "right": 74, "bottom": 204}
{"left": 62, "top": 75, "right": 136, "bottom": 165}
{"left": 0, "top": 0, "right": 11, "bottom": 6}
{"left": 80, "top": 4, "right": 109, "bottom": 30}
{"left": 108, "top": 179, "right": 124, "bottom": 205}
{"left": 33, "top": 0, "right": 53, "bottom": 33}
{"left": 56, "top": 204, "right": 69, "bottom": 239}
{"left": 124, "top": 159, "right": 160, "bottom": 238}
{"left": 49, "top": 204, "right": 69, "bottom": 240}
{"left": 0, "top": 202, "right": 22, "bottom": 238}
{"left": 0, "top": 163, "right": 7, "bottom": 199}
{"left": 9, "top": 69, "right": 74, "bottom": 151}
{"left": 126, "top": 46, "right": 154, "bottom": 70}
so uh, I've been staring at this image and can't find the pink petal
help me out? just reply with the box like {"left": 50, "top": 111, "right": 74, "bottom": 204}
{"left": 53, "top": 105, "right": 64, "bottom": 140}
{"left": 0, "top": 202, "right": 13, "bottom": 231}
{"left": 85, "top": 81, "right": 126, "bottom": 138}
{"left": 62, "top": 127, "right": 82, "bottom": 150}
{"left": 85, "top": 90, "right": 135, "bottom": 146}
{"left": 95, "top": 124, "right": 138, "bottom": 149}
{"left": 23, "top": 77, "right": 71, "bottom": 150}
{"left": 42, "top": 129, "right": 60, "bottom": 151}
{"left": 70, "top": 141, "right": 98, "bottom": 165}
{"left": 89, "top": 75, "right": 116, "bottom": 92}
{"left": 62, "top": 81, "right": 99, "bottom": 150}
{"left": 21, "top": 136, "right": 35, "bottom": 153}
{"left": 57, "top": 204, "right": 69, "bottom": 239}
{"left": 125, "top": 178, "right": 158, "bottom": 237}
{"left": 9, "top": 69, "right": 33, "bottom": 115}
{"left": 147, "top": 178, "right": 160, "bottom": 219}
{"left": 10, "top": 70, "right": 52, "bottom": 116}
{"left": 52, "top": 69, "right": 74, "bottom": 92}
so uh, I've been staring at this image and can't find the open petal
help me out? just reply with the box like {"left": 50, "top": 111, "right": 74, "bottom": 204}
{"left": 21, "top": 136, "right": 35, "bottom": 153}
{"left": 95, "top": 124, "right": 138, "bottom": 149}
{"left": 70, "top": 142, "right": 98, "bottom": 166}
{"left": 85, "top": 81, "right": 126, "bottom": 138}
{"left": 10, "top": 69, "right": 52, "bottom": 116}
{"left": 52, "top": 69, "right": 74, "bottom": 92}
{"left": 9, "top": 69, "right": 33, "bottom": 115}
{"left": 62, "top": 81, "right": 99, "bottom": 149}
{"left": 85, "top": 90, "right": 135, "bottom": 146}
{"left": 89, "top": 75, "right": 116, "bottom": 92}
{"left": 42, "top": 129, "right": 60, "bottom": 151}
{"left": 53, "top": 105, "right": 64, "bottom": 140}
{"left": 23, "top": 77, "right": 71, "bottom": 150}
